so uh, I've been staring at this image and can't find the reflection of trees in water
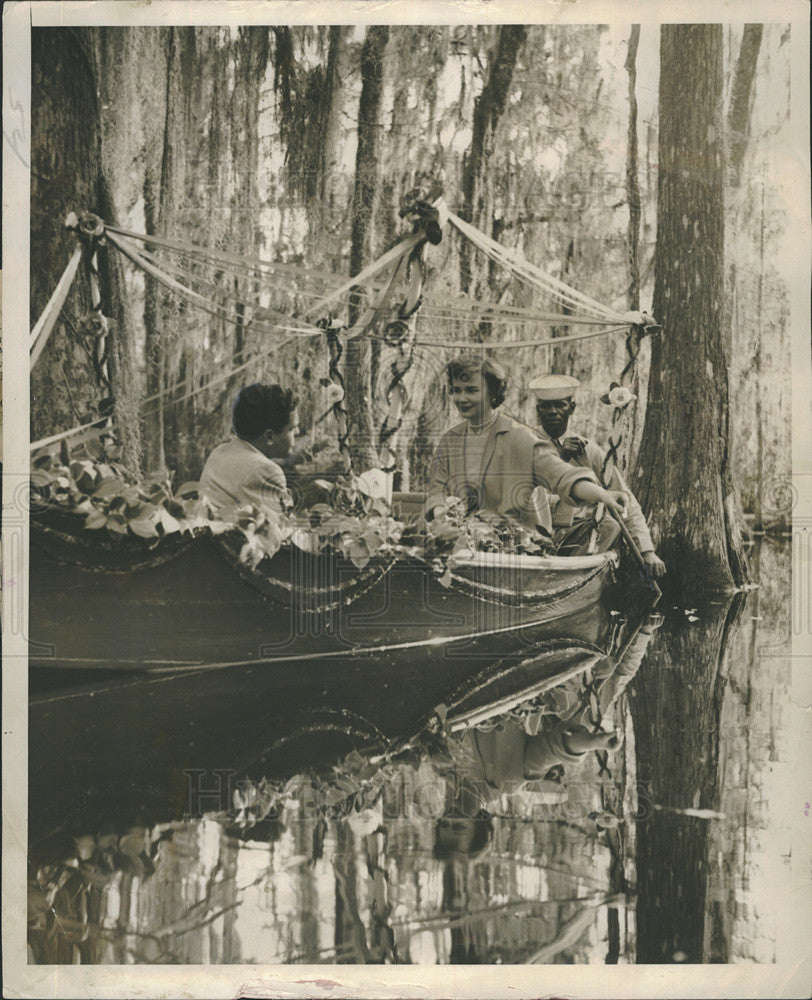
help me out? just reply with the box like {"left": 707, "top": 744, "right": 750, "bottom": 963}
{"left": 29, "top": 682, "right": 633, "bottom": 964}
{"left": 633, "top": 594, "right": 745, "bottom": 962}
{"left": 632, "top": 538, "right": 790, "bottom": 964}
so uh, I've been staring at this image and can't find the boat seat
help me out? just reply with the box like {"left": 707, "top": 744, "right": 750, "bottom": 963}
{"left": 391, "top": 491, "right": 427, "bottom": 518}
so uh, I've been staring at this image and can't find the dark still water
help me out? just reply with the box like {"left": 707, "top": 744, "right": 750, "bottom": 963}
{"left": 28, "top": 540, "right": 791, "bottom": 965}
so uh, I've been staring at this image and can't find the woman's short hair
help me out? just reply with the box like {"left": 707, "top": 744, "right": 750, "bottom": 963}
{"left": 446, "top": 357, "right": 508, "bottom": 408}
{"left": 232, "top": 383, "right": 298, "bottom": 438}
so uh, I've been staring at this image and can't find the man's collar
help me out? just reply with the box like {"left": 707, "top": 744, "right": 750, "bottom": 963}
{"left": 536, "top": 424, "right": 580, "bottom": 443}
{"left": 233, "top": 434, "right": 271, "bottom": 460}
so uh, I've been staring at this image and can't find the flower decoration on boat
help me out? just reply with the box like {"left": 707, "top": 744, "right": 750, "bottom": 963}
{"left": 353, "top": 468, "right": 389, "bottom": 501}
{"left": 346, "top": 802, "right": 384, "bottom": 837}
{"left": 412, "top": 498, "right": 551, "bottom": 561}
{"left": 600, "top": 381, "right": 637, "bottom": 409}
{"left": 240, "top": 513, "right": 290, "bottom": 568}
{"left": 324, "top": 381, "right": 344, "bottom": 405}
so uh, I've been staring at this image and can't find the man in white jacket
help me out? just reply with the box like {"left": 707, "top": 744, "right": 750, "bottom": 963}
{"left": 201, "top": 383, "right": 298, "bottom": 518}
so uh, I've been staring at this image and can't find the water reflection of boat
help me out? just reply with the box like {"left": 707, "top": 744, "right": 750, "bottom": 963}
{"left": 259, "top": 604, "right": 657, "bottom": 797}
{"left": 29, "top": 502, "right": 618, "bottom": 690}
{"left": 29, "top": 605, "right": 657, "bottom": 966}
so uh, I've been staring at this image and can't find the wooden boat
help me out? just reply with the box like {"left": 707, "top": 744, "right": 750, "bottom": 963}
{"left": 29, "top": 499, "right": 618, "bottom": 690}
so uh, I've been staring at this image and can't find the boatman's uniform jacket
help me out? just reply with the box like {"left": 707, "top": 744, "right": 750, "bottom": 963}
{"left": 534, "top": 428, "right": 655, "bottom": 554}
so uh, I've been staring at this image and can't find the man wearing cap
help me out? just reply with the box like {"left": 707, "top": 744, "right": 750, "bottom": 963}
{"left": 529, "top": 372, "right": 666, "bottom": 578}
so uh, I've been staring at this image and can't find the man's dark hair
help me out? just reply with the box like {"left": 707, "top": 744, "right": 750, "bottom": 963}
{"left": 232, "top": 383, "right": 298, "bottom": 438}
{"left": 446, "top": 357, "right": 508, "bottom": 408}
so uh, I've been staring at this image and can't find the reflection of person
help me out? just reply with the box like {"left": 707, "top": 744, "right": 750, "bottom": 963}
{"left": 529, "top": 372, "right": 666, "bottom": 576}
{"left": 431, "top": 722, "right": 617, "bottom": 861}
{"left": 425, "top": 357, "right": 630, "bottom": 534}
{"left": 200, "top": 383, "right": 298, "bottom": 517}
{"left": 432, "top": 612, "right": 661, "bottom": 858}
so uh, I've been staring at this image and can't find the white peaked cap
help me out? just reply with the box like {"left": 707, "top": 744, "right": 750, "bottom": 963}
{"left": 528, "top": 373, "right": 581, "bottom": 400}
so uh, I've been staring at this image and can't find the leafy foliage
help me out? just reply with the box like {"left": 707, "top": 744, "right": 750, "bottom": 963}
{"left": 30, "top": 451, "right": 407, "bottom": 573}
{"left": 402, "top": 495, "right": 553, "bottom": 559}
{"left": 31, "top": 451, "right": 552, "bottom": 582}
{"left": 233, "top": 471, "right": 406, "bottom": 571}
{"left": 31, "top": 451, "right": 224, "bottom": 542}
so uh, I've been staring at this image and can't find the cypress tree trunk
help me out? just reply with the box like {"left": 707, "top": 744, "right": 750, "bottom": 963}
{"left": 622, "top": 24, "right": 643, "bottom": 475}
{"left": 142, "top": 164, "right": 165, "bottom": 475}
{"left": 143, "top": 26, "right": 188, "bottom": 476}
{"left": 158, "top": 27, "right": 197, "bottom": 481}
{"left": 315, "top": 25, "right": 350, "bottom": 270}
{"left": 634, "top": 24, "right": 748, "bottom": 594}
{"left": 727, "top": 25, "right": 763, "bottom": 188}
{"left": 346, "top": 25, "right": 389, "bottom": 472}
{"left": 625, "top": 25, "right": 642, "bottom": 312}
{"left": 459, "top": 25, "right": 527, "bottom": 299}
{"left": 30, "top": 29, "right": 107, "bottom": 446}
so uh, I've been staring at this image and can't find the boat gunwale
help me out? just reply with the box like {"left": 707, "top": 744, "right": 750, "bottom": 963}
{"left": 449, "top": 550, "right": 617, "bottom": 572}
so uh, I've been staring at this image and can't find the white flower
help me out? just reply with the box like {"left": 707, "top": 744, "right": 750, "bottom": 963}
{"left": 354, "top": 468, "right": 389, "bottom": 500}
{"left": 607, "top": 385, "right": 637, "bottom": 409}
{"left": 325, "top": 382, "right": 344, "bottom": 405}
{"left": 346, "top": 803, "right": 383, "bottom": 837}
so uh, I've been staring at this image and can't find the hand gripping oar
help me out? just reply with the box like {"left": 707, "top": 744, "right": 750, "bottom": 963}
{"left": 607, "top": 504, "right": 662, "bottom": 601}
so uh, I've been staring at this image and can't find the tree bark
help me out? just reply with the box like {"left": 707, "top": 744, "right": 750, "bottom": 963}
{"left": 625, "top": 25, "right": 642, "bottom": 311}
{"left": 301, "top": 26, "right": 350, "bottom": 268}
{"left": 152, "top": 26, "right": 206, "bottom": 482}
{"left": 346, "top": 25, "right": 390, "bottom": 472}
{"left": 30, "top": 29, "right": 106, "bottom": 445}
{"left": 727, "top": 25, "right": 763, "bottom": 187}
{"left": 320, "top": 27, "right": 350, "bottom": 208}
{"left": 634, "top": 24, "right": 748, "bottom": 593}
{"left": 143, "top": 26, "right": 191, "bottom": 476}
{"left": 621, "top": 25, "right": 644, "bottom": 476}
{"left": 459, "top": 25, "right": 527, "bottom": 297}
{"left": 142, "top": 168, "right": 166, "bottom": 475}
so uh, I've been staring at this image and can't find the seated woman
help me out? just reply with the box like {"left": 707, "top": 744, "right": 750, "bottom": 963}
{"left": 200, "top": 383, "right": 299, "bottom": 518}
{"left": 425, "top": 357, "right": 628, "bottom": 536}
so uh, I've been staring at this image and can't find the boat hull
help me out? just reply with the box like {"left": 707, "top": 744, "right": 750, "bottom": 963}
{"left": 29, "top": 529, "right": 615, "bottom": 683}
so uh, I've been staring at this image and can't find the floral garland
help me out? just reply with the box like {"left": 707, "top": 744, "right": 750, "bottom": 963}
{"left": 31, "top": 449, "right": 552, "bottom": 583}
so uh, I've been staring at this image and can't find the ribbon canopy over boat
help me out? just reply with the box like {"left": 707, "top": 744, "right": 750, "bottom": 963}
{"left": 28, "top": 185, "right": 658, "bottom": 681}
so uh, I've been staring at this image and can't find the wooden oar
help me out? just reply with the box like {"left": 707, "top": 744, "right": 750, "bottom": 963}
{"left": 608, "top": 505, "right": 662, "bottom": 601}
